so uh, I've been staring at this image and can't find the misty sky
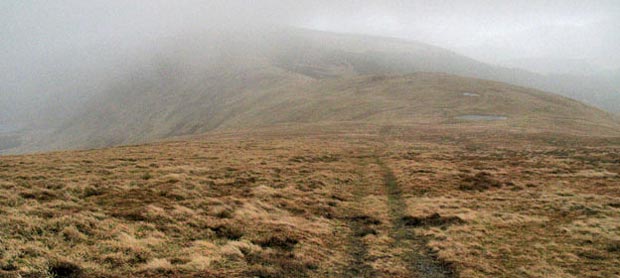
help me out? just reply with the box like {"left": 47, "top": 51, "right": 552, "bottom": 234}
{"left": 3, "top": 1, "right": 619, "bottom": 68}
{"left": 1, "top": 0, "right": 620, "bottom": 124}
{"left": 301, "top": 1, "right": 620, "bottom": 70}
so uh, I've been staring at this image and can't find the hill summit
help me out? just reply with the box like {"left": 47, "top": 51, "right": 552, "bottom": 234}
{"left": 7, "top": 27, "right": 620, "bottom": 153}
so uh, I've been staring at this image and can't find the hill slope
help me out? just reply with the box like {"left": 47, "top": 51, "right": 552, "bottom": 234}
{"left": 18, "top": 72, "right": 619, "bottom": 153}
{"left": 6, "top": 27, "right": 620, "bottom": 153}
{"left": 2, "top": 128, "right": 620, "bottom": 277}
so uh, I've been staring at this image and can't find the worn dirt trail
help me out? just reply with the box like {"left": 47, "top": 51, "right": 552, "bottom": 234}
{"left": 376, "top": 156, "right": 455, "bottom": 278}
{"left": 340, "top": 158, "right": 378, "bottom": 278}
{"left": 337, "top": 146, "right": 455, "bottom": 278}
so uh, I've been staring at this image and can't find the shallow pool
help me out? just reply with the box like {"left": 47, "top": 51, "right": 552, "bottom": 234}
{"left": 457, "top": 115, "right": 508, "bottom": 121}
{"left": 462, "top": 92, "right": 480, "bottom": 97}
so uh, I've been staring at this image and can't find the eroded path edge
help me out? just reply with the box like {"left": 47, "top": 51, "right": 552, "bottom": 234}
{"left": 375, "top": 155, "right": 456, "bottom": 278}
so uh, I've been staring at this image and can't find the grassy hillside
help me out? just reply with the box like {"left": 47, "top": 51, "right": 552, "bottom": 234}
{"left": 1, "top": 126, "right": 619, "bottom": 277}
{"left": 14, "top": 72, "right": 620, "bottom": 154}
{"left": 278, "top": 29, "right": 620, "bottom": 113}
{"left": 5, "top": 27, "right": 619, "bottom": 154}
{"left": 3, "top": 26, "right": 619, "bottom": 278}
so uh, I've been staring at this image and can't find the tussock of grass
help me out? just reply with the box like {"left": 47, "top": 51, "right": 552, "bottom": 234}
{"left": 0, "top": 136, "right": 371, "bottom": 277}
{"left": 387, "top": 130, "right": 620, "bottom": 277}
{"left": 1, "top": 127, "right": 619, "bottom": 277}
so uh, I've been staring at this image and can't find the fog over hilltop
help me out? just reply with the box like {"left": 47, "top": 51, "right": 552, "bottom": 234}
{"left": 1, "top": 1, "right": 619, "bottom": 135}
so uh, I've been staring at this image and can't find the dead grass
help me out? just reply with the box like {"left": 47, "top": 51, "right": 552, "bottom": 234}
{"left": 1, "top": 125, "right": 619, "bottom": 277}
{"left": 385, "top": 129, "right": 620, "bottom": 278}
{"left": 0, "top": 133, "right": 377, "bottom": 277}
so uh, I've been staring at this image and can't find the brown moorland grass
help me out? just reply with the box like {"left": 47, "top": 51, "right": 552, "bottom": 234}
{"left": 383, "top": 128, "right": 620, "bottom": 278}
{"left": 0, "top": 124, "right": 619, "bottom": 277}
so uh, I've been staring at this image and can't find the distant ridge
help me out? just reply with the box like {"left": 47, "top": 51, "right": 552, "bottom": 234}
{"left": 6, "top": 27, "right": 620, "bottom": 153}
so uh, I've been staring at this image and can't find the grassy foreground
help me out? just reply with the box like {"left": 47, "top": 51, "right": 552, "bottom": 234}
{"left": 1, "top": 125, "right": 619, "bottom": 277}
